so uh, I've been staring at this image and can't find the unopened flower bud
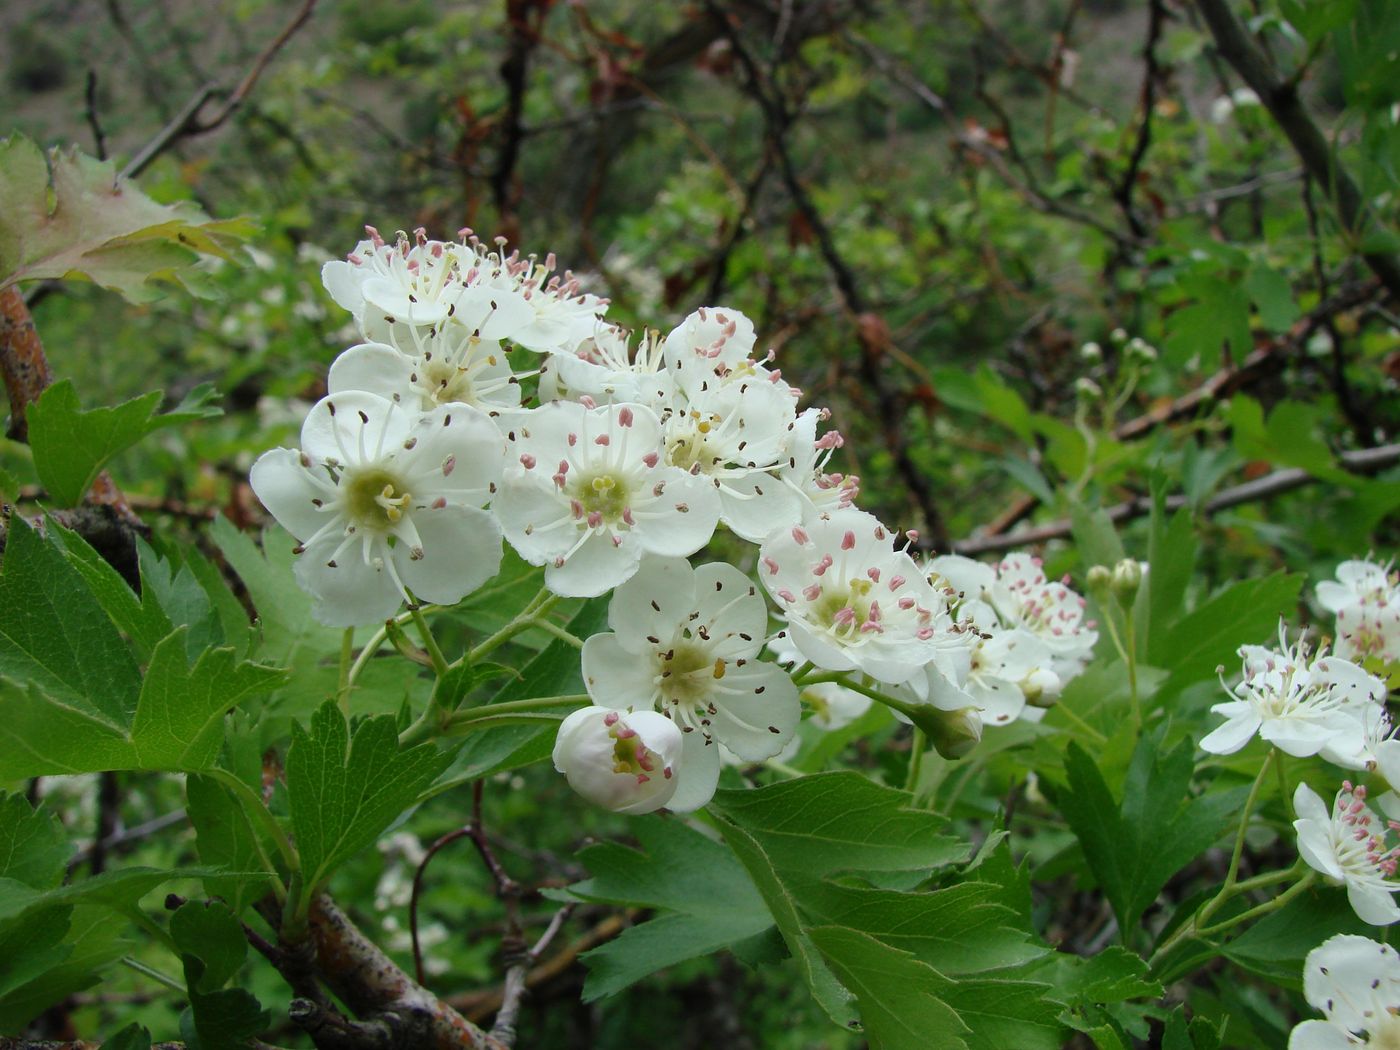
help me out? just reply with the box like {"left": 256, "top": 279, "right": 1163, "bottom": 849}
{"left": 1111, "top": 558, "right": 1144, "bottom": 601}
{"left": 1075, "top": 378, "right": 1102, "bottom": 402}
{"left": 552, "top": 707, "right": 683, "bottom": 814}
{"left": 1109, "top": 327, "right": 1128, "bottom": 346}
{"left": 925, "top": 706, "right": 983, "bottom": 760}
{"left": 1125, "top": 337, "right": 1158, "bottom": 364}
{"left": 1079, "top": 341, "right": 1103, "bottom": 363}
{"left": 1022, "top": 667, "right": 1063, "bottom": 708}
{"left": 1086, "top": 564, "right": 1113, "bottom": 598}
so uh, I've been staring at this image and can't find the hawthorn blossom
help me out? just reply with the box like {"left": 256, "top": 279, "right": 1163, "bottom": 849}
{"left": 493, "top": 401, "right": 721, "bottom": 597}
{"left": 581, "top": 556, "right": 801, "bottom": 810}
{"left": 758, "top": 508, "right": 965, "bottom": 688}
{"left": 1290, "top": 934, "right": 1400, "bottom": 1049}
{"left": 322, "top": 228, "right": 533, "bottom": 344}
{"left": 988, "top": 553, "right": 1098, "bottom": 678}
{"left": 552, "top": 706, "right": 683, "bottom": 815}
{"left": 249, "top": 391, "right": 504, "bottom": 626}
{"left": 537, "top": 324, "right": 670, "bottom": 405}
{"left": 327, "top": 328, "right": 524, "bottom": 414}
{"left": 1319, "top": 559, "right": 1400, "bottom": 666}
{"left": 1294, "top": 781, "right": 1400, "bottom": 926}
{"left": 1201, "top": 629, "right": 1383, "bottom": 758}
{"left": 779, "top": 407, "right": 859, "bottom": 516}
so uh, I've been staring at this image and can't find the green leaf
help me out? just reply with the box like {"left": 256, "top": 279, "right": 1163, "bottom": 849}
{"left": 185, "top": 775, "right": 266, "bottom": 916}
{"left": 170, "top": 900, "right": 247, "bottom": 992}
{"left": 103, "top": 1026, "right": 153, "bottom": 1050}
{"left": 0, "top": 903, "right": 130, "bottom": 1032}
{"left": 0, "top": 516, "right": 141, "bottom": 726}
{"left": 1244, "top": 265, "right": 1299, "bottom": 333}
{"left": 0, "top": 794, "right": 69, "bottom": 889}
{"left": 1155, "top": 573, "right": 1304, "bottom": 700}
{"left": 812, "top": 926, "right": 1066, "bottom": 1050}
{"left": 1058, "top": 730, "right": 1235, "bottom": 933}
{"left": 48, "top": 521, "right": 173, "bottom": 658}
{"left": 716, "top": 817, "right": 858, "bottom": 1027}
{"left": 1046, "top": 945, "right": 1162, "bottom": 1008}
{"left": 1069, "top": 502, "right": 1125, "bottom": 573}
{"left": 129, "top": 629, "right": 285, "bottom": 770}
{"left": 27, "top": 379, "right": 220, "bottom": 508}
{"left": 1222, "top": 886, "right": 1370, "bottom": 984}
{"left": 179, "top": 956, "right": 268, "bottom": 1050}
{"left": 798, "top": 879, "right": 1046, "bottom": 974}
{"left": 1164, "top": 276, "right": 1253, "bottom": 366}
{"left": 0, "top": 905, "right": 73, "bottom": 998}
{"left": 1144, "top": 492, "right": 1197, "bottom": 662}
{"left": 809, "top": 926, "right": 970, "bottom": 1050}
{"left": 568, "top": 818, "right": 773, "bottom": 1000}
{"left": 287, "top": 700, "right": 452, "bottom": 891}
{"left": 710, "top": 772, "right": 967, "bottom": 878}
{"left": 0, "top": 626, "right": 283, "bottom": 778}
{"left": 0, "top": 134, "right": 249, "bottom": 299}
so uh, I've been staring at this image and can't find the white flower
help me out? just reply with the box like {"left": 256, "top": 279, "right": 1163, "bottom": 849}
{"left": 493, "top": 401, "right": 722, "bottom": 597}
{"left": 780, "top": 407, "right": 859, "bottom": 515}
{"left": 581, "top": 556, "right": 801, "bottom": 811}
{"left": 989, "top": 553, "right": 1098, "bottom": 679}
{"left": 1337, "top": 602, "right": 1400, "bottom": 668}
{"left": 552, "top": 706, "right": 683, "bottom": 815}
{"left": 758, "top": 508, "right": 962, "bottom": 688}
{"left": 1201, "top": 630, "right": 1383, "bottom": 758}
{"left": 1291, "top": 934, "right": 1400, "bottom": 1049}
{"left": 1320, "top": 559, "right": 1398, "bottom": 614}
{"left": 538, "top": 323, "right": 669, "bottom": 405}
{"left": 249, "top": 391, "right": 504, "bottom": 626}
{"left": 1294, "top": 782, "right": 1400, "bottom": 926}
{"left": 328, "top": 329, "right": 525, "bottom": 415}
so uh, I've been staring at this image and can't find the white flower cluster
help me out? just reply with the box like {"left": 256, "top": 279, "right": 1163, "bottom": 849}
{"left": 925, "top": 552, "right": 1099, "bottom": 728}
{"left": 249, "top": 230, "right": 1100, "bottom": 814}
{"left": 1199, "top": 617, "right": 1397, "bottom": 927}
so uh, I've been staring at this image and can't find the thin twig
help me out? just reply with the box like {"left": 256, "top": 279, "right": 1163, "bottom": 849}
{"left": 951, "top": 442, "right": 1400, "bottom": 555}
{"left": 1114, "top": 0, "right": 1165, "bottom": 237}
{"left": 84, "top": 70, "right": 109, "bottom": 161}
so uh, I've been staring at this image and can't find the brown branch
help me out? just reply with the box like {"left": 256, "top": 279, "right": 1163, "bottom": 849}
{"left": 951, "top": 441, "right": 1400, "bottom": 555}
{"left": 0, "top": 1041, "right": 186, "bottom": 1049}
{"left": 1194, "top": 0, "right": 1400, "bottom": 300}
{"left": 449, "top": 912, "right": 633, "bottom": 1022}
{"left": 1113, "top": 0, "right": 1166, "bottom": 238}
{"left": 1, "top": 287, "right": 52, "bottom": 443}
{"left": 491, "top": 904, "right": 574, "bottom": 1047}
{"left": 305, "top": 895, "right": 507, "bottom": 1050}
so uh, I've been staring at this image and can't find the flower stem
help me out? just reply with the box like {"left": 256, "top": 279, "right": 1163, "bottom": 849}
{"left": 440, "top": 694, "right": 591, "bottom": 735}
{"left": 1123, "top": 615, "right": 1140, "bottom": 729}
{"left": 531, "top": 617, "right": 584, "bottom": 649}
{"left": 336, "top": 627, "right": 354, "bottom": 715}
{"left": 905, "top": 728, "right": 927, "bottom": 792}
{"left": 466, "top": 593, "right": 564, "bottom": 664}
{"left": 410, "top": 604, "right": 450, "bottom": 677}
{"left": 1052, "top": 701, "right": 1108, "bottom": 745}
{"left": 1195, "top": 871, "right": 1317, "bottom": 938}
{"left": 120, "top": 956, "right": 184, "bottom": 993}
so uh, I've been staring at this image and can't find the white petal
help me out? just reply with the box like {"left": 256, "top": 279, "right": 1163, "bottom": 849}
{"left": 1260, "top": 719, "right": 1332, "bottom": 758}
{"left": 399, "top": 402, "right": 504, "bottom": 502}
{"left": 1199, "top": 713, "right": 1262, "bottom": 755}
{"left": 327, "top": 342, "right": 416, "bottom": 403}
{"left": 692, "top": 562, "right": 768, "bottom": 648}
{"left": 250, "top": 448, "right": 335, "bottom": 540}
{"left": 1349, "top": 882, "right": 1400, "bottom": 926}
{"left": 637, "top": 473, "right": 722, "bottom": 559}
{"left": 392, "top": 505, "right": 502, "bottom": 606}
{"left": 301, "top": 390, "right": 411, "bottom": 465}
{"left": 322, "top": 259, "right": 365, "bottom": 314}
{"left": 608, "top": 555, "right": 697, "bottom": 643}
{"left": 709, "top": 663, "right": 801, "bottom": 761}
{"left": 1304, "top": 934, "right": 1400, "bottom": 1026}
{"left": 546, "top": 531, "right": 642, "bottom": 598}
{"left": 666, "top": 731, "right": 721, "bottom": 812}
{"left": 1287, "top": 1020, "right": 1355, "bottom": 1050}
{"left": 581, "top": 633, "right": 659, "bottom": 709}
{"left": 720, "top": 473, "right": 804, "bottom": 544}
{"left": 295, "top": 531, "right": 402, "bottom": 627}
{"left": 1294, "top": 819, "right": 1345, "bottom": 881}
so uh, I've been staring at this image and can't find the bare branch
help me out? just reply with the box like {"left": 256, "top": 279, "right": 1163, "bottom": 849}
{"left": 951, "top": 442, "right": 1400, "bottom": 555}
